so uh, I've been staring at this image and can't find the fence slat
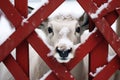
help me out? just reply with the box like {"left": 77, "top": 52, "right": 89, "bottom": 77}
{"left": 65, "top": 30, "right": 104, "bottom": 70}
{"left": 89, "top": 40, "right": 108, "bottom": 80}
{"left": 93, "top": 56, "right": 120, "bottom": 80}
{"left": 15, "top": 0, "right": 28, "bottom": 17}
{"left": 3, "top": 55, "right": 29, "bottom": 80}
{"left": 0, "top": 0, "right": 22, "bottom": 27}
{"left": 14, "top": 0, "right": 29, "bottom": 77}
{"left": 96, "top": 18, "right": 120, "bottom": 57}
{"left": 16, "top": 41, "right": 29, "bottom": 77}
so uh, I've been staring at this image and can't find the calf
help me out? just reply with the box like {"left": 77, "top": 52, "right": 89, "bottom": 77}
{"left": 35, "top": 13, "right": 89, "bottom": 80}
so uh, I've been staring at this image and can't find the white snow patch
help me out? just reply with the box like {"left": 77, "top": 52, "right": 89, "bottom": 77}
{"left": 49, "top": 1, "right": 84, "bottom": 18}
{"left": 39, "top": 70, "right": 52, "bottom": 80}
{"left": 28, "top": 0, "right": 49, "bottom": 18}
{"left": 90, "top": 0, "right": 112, "bottom": 19}
{"left": 116, "top": 7, "right": 120, "bottom": 10}
{"left": 65, "top": 70, "right": 68, "bottom": 73}
{"left": 89, "top": 65, "right": 106, "bottom": 77}
{"left": 111, "top": 20, "right": 117, "bottom": 32}
{"left": 21, "top": 18, "right": 29, "bottom": 26}
{"left": 22, "top": 0, "right": 49, "bottom": 24}
{"left": 28, "top": 0, "right": 84, "bottom": 19}
{"left": 55, "top": 73, "right": 58, "bottom": 75}
{"left": 107, "top": 53, "right": 116, "bottom": 62}
{"left": 70, "top": 75, "right": 74, "bottom": 78}
{"left": 0, "top": 11, "right": 15, "bottom": 45}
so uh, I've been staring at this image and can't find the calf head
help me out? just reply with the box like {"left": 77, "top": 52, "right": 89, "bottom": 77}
{"left": 40, "top": 13, "right": 89, "bottom": 63}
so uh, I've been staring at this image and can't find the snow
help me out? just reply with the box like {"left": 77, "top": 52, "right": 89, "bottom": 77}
{"left": 108, "top": 45, "right": 116, "bottom": 62}
{"left": 28, "top": 0, "right": 84, "bottom": 19}
{"left": 116, "top": 7, "right": 120, "bottom": 10}
{"left": 49, "top": 1, "right": 84, "bottom": 18}
{"left": 39, "top": 70, "right": 52, "bottom": 80}
{"left": 0, "top": 10, "right": 15, "bottom": 45}
{"left": 107, "top": 54, "right": 116, "bottom": 62}
{"left": 70, "top": 75, "right": 74, "bottom": 78}
{"left": 21, "top": 0, "right": 49, "bottom": 26}
{"left": 28, "top": 0, "right": 49, "bottom": 18}
{"left": 90, "top": 0, "right": 112, "bottom": 19}
{"left": 89, "top": 65, "right": 106, "bottom": 77}
{"left": 65, "top": 70, "right": 68, "bottom": 73}
{"left": 21, "top": 19, "right": 29, "bottom": 26}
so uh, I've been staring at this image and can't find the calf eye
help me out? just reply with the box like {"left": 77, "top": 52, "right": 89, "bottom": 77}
{"left": 76, "top": 27, "right": 80, "bottom": 33}
{"left": 48, "top": 27, "right": 53, "bottom": 33}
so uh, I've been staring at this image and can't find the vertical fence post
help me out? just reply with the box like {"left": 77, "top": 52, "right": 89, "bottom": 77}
{"left": 15, "top": 0, "right": 28, "bottom": 18}
{"left": 15, "top": 0, "right": 29, "bottom": 77}
{"left": 89, "top": 39, "right": 108, "bottom": 80}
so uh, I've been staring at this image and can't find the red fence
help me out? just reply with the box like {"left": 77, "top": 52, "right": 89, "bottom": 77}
{"left": 0, "top": 0, "right": 120, "bottom": 80}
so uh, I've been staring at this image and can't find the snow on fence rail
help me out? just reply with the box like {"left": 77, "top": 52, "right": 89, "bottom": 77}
{"left": 0, "top": 0, "right": 120, "bottom": 80}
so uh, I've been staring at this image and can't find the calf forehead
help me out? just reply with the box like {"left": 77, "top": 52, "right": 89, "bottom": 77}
{"left": 48, "top": 19, "right": 79, "bottom": 29}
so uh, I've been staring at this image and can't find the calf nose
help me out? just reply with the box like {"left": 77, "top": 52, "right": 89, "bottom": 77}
{"left": 56, "top": 47, "right": 72, "bottom": 58}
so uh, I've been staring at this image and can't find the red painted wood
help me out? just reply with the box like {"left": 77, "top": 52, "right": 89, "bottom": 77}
{"left": 3, "top": 55, "right": 29, "bottom": 80}
{"left": 0, "top": 0, "right": 22, "bottom": 27}
{"left": 88, "top": 1, "right": 109, "bottom": 78}
{"left": 15, "top": 0, "right": 29, "bottom": 77}
{"left": 77, "top": 0, "right": 97, "bottom": 15}
{"left": 28, "top": 32, "right": 75, "bottom": 80}
{"left": 95, "top": 18, "right": 120, "bottom": 57}
{"left": 45, "top": 72, "right": 59, "bottom": 80}
{"left": 89, "top": 40, "right": 108, "bottom": 80}
{"left": 0, "top": 0, "right": 64, "bottom": 61}
{"left": 105, "top": 11, "right": 118, "bottom": 26}
{"left": 93, "top": 0, "right": 107, "bottom": 7}
{"left": 116, "top": 8, "right": 120, "bottom": 15}
{"left": 15, "top": 0, "right": 28, "bottom": 18}
{"left": 77, "top": 0, "right": 120, "bottom": 80}
{"left": 93, "top": 56, "right": 120, "bottom": 80}
{"left": 16, "top": 41, "right": 29, "bottom": 77}
{"left": 77, "top": 0, "right": 120, "bottom": 18}
{"left": 89, "top": 17, "right": 95, "bottom": 32}
{"left": 65, "top": 30, "right": 104, "bottom": 70}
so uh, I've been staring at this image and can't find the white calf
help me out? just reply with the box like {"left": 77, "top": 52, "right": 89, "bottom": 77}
{"left": 35, "top": 14, "right": 89, "bottom": 80}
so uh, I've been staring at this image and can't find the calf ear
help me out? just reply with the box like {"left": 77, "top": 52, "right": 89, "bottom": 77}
{"left": 28, "top": 6, "right": 34, "bottom": 14}
{"left": 38, "top": 19, "right": 48, "bottom": 30}
{"left": 79, "top": 13, "right": 89, "bottom": 31}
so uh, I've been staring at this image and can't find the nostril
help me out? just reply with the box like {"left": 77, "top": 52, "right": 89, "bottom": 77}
{"left": 56, "top": 47, "right": 62, "bottom": 53}
{"left": 56, "top": 47, "right": 72, "bottom": 57}
{"left": 67, "top": 48, "right": 72, "bottom": 53}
